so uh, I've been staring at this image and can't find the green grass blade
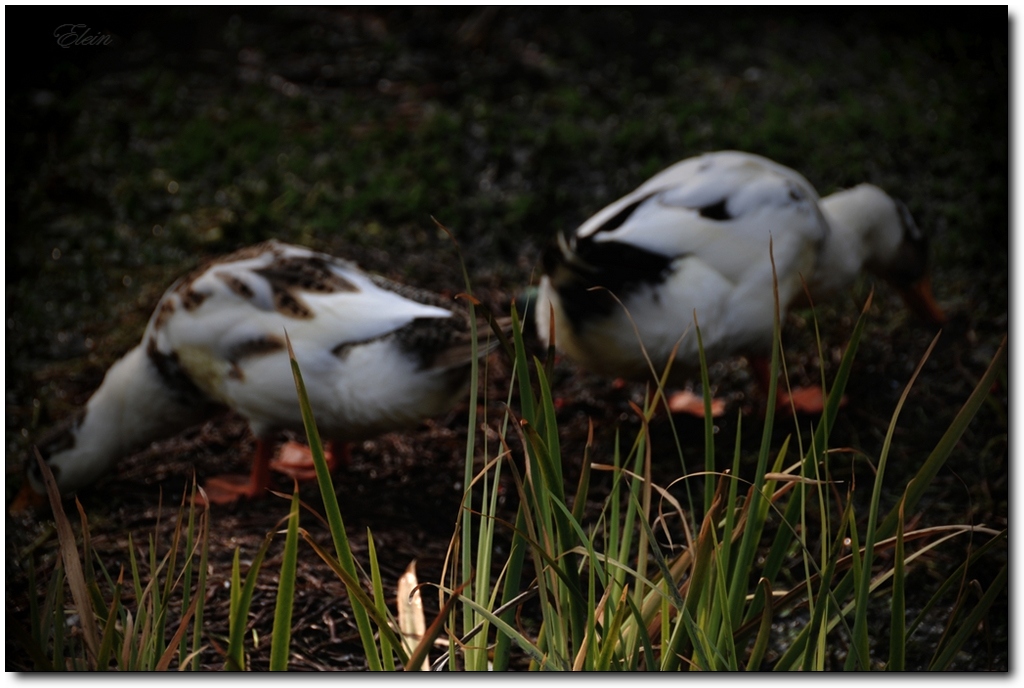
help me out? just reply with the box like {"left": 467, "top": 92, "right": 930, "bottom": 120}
{"left": 907, "top": 530, "right": 1006, "bottom": 638}
{"left": 155, "top": 589, "right": 200, "bottom": 671}
{"left": 367, "top": 532, "right": 396, "bottom": 671}
{"left": 492, "top": 305, "right": 536, "bottom": 671}
{"left": 745, "top": 578, "right": 774, "bottom": 671}
{"left": 849, "top": 331, "right": 939, "bottom": 669}
{"left": 95, "top": 573, "right": 122, "bottom": 670}
{"left": 887, "top": 498, "right": 906, "bottom": 671}
{"left": 692, "top": 314, "right": 717, "bottom": 516}
{"left": 876, "top": 336, "right": 1006, "bottom": 539}
{"left": 284, "top": 332, "right": 383, "bottom": 671}
{"left": 459, "top": 424, "right": 481, "bottom": 662}
{"left": 299, "top": 529, "right": 410, "bottom": 666}
{"left": 179, "top": 481, "right": 198, "bottom": 667}
{"left": 621, "top": 591, "right": 657, "bottom": 671}
{"left": 227, "top": 549, "right": 241, "bottom": 668}
{"left": 929, "top": 564, "right": 1007, "bottom": 670}
{"left": 269, "top": 485, "right": 301, "bottom": 671}
{"left": 454, "top": 591, "right": 561, "bottom": 670}
{"left": 592, "top": 585, "right": 632, "bottom": 670}
{"left": 51, "top": 562, "right": 66, "bottom": 670}
{"left": 570, "top": 421, "right": 594, "bottom": 524}
{"left": 799, "top": 499, "right": 854, "bottom": 672}
{"left": 798, "top": 336, "right": 1010, "bottom": 670}
{"left": 225, "top": 531, "right": 274, "bottom": 671}
{"left": 453, "top": 293, "right": 481, "bottom": 662}
{"left": 662, "top": 491, "right": 720, "bottom": 670}
{"left": 725, "top": 244, "right": 784, "bottom": 628}
{"left": 191, "top": 483, "right": 210, "bottom": 671}
{"left": 492, "top": 506, "right": 530, "bottom": 671}
{"left": 510, "top": 303, "right": 538, "bottom": 424}
{"left": 33, "top": 455, "right": 100, "bottom": 666}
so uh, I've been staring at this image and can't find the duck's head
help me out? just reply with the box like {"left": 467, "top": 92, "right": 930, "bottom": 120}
{"left": 862, "top": 193, "right": 947, "bottom": 326}
{"left": 875, "top": 196, "right": 947, "bottom": 326}
{"left": 822, "top": 184, "right": 947, "bottom": 326}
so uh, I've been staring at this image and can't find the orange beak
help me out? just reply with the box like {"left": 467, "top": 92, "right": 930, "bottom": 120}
{"left": 897, "top": 275, "right": 946, "bottom": 326}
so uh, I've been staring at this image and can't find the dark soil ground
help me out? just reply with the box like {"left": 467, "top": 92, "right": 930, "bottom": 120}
{"left": 6, "top": 8, "right": 1008, "bottom": 671}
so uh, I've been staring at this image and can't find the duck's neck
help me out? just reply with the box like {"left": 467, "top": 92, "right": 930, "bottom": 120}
{"left": 812, "top": 184, "right": 903, "bottom": 296}
{"left": 41, "top": 344, "right": 207, "bottom": 495}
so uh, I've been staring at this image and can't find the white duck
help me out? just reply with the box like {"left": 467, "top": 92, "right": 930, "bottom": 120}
{"left": 535, "top": 150, "right": 946, "bottom": 415}
{"left": 21, "top": 240, "right": 495, "bottom": 506}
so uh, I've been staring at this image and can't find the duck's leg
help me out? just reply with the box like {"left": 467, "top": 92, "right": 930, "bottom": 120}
{"left": 196, "top": 438, "right": 273, "bottom": 506}
{"left": 750, "top": 356, "right": 845, "bottom": 415}
{"left": 269, "top": 440, "right": 343, "bottom": 481}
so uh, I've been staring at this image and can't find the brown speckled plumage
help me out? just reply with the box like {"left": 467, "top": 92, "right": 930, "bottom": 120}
{"left": 216, "top": 272, "right": 255, "bottom": 300}
{"left": 226, "top": 335, "right": 287, "bottom": 381}
{"left": 31, "top": 239, "right": 507, "bottom": 499}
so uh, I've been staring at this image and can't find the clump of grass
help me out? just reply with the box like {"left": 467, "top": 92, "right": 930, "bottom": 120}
{"left": 281, "top": 331, "right": 456, "bottom": 671}
{"left": 222, "top": 479, "right": 302, "bottom": 671}
{"left": 20, "top": 285, "right": 1006, "bottom": 671}
{"left": 15, "top": 461, "right": 211, "bottom": 671}
{"left": 428, "top": 295, "right": 1006, "bottom": 671}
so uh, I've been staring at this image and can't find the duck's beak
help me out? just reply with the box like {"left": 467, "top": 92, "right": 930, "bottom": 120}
{"left": 897, "top": 275, "right": 946, "bottom": 326}
{"left": 9, "top": 480, "right": 47, "bottom": 514}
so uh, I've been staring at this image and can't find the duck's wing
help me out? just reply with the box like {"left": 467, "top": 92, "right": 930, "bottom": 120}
{"left": 155, "top": 241, "right": 452, "bottom": 342}
{"left": 574, "top": 151, "right": 828, "bottom": 286}
{"left": 142, "top": 242, "right": 465, "bottom": 400}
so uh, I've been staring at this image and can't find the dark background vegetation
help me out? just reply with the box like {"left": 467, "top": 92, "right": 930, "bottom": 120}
{"left": 6, "top": 7, "right": 1008, "bottom": 671}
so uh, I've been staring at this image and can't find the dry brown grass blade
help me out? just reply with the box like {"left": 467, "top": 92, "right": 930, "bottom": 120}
{"left": 121, "top": 610, "right": 134, "bottom": 668}
{"left": 397, "top": 561, "right": 429, "bottom": 671}
{"left": 571, "top": 575, "right": 621, "bottom": 671}
{"left": 33, "top": 449, "right": 100, "bottom": 666}
{"left": 155, "top": 590, "right": 201, "bottom": 671}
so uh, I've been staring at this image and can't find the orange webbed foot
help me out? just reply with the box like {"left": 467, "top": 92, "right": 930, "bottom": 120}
{"left": 195, "top": 474, "right": 268, "bottom": 506}
{"left": 776, "top": 386, "right": 848, "bottom": 416}
{"left": 666, "top": 389, "right": 726, "bottom": 418}
{"left": 268, "top": 440, "right": 340, "bottom": 481}
{"left": 194, "top": 438, "right": 274, "bottom": 507}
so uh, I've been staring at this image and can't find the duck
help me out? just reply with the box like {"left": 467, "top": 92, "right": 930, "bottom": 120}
{"left": 18, "top": 240, "right": 498, "bottom": 507}
{"left": 535, "top": 150, "right": 947, "bottom": 416}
